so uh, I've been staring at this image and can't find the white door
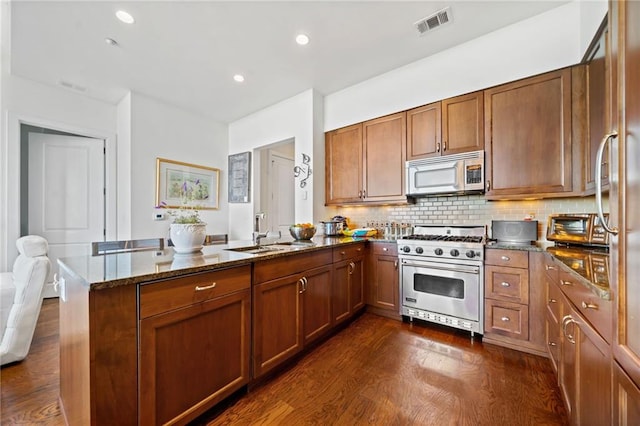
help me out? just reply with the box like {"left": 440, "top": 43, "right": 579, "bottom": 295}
{"left": 268, "top": 152, "right": 294, "bottom": 236}
{"left": 28, "top": 133, "right": 105, "bottom": 298}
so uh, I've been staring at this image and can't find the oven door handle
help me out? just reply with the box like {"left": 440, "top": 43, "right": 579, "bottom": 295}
{"left": 401, "top": 260, "right": 480, "bottom": 275}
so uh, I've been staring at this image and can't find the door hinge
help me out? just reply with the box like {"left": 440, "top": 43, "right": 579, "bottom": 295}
{"left": 103, "top": 229, "right": 106, "bottom": 237}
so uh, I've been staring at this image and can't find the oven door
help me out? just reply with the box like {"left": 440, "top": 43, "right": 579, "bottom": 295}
{"left": 400, "top": 258, "right": 481, "bottom": 321}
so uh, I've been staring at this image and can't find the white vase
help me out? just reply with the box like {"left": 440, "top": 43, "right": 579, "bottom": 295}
{"left": 170, "top": 223, "right": 207, "bottom": 254}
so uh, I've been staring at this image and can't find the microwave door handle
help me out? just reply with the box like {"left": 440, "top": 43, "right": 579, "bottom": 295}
{"left": 595, "top": 132, "right": 618, "bottom": 235}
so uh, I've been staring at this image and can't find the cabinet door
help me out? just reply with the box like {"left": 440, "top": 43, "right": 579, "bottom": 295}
{"left": 442, "top": 91, "right": 484, "bottom": 155}
{"left": 253, "top": 274, "right": 303, "bottom": 378}
{"left": 332, "top": 261, "right": 351, "bottom": 325}
{"left": 302, "top": 265, "right": 333, "bottom": 345}
{"left": 574, "top": 309, "right": 611, "bottom": 426}
{"left": 485, "top": 68, "right": 573, "bottom": 199}
{"left": 139, "top": 290, "right": 251, "bottom": 425}
{"left": 349, "top": 256, "right": 365, "bottom": 313}
{"left": 613, "top": 361, "right": 640, "bottom": 425}
{"left": 613, "top": 0, "right": 640, "bottom": 390}
{"left": 559, "top": 294, "right": 577, "bottom": 419}
{"left": 325, "top": 124, "right": 363, "bottom": 204}
{"left": 371, "top": 255, "right": 399, "bottom": 311}
{"left": 362, "top": 112, "right": 407, "bottom": 202}
{"left": 407, "top": 102, "right": 441, "bottom": 159}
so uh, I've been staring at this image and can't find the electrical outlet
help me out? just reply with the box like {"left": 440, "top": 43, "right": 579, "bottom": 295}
{"left": 154, "top": 212, "right": 165, "bottom": 221}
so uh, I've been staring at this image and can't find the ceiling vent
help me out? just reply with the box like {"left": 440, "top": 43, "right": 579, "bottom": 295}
{"left": 414, "top": 7, "right": 452, "bottom": 36}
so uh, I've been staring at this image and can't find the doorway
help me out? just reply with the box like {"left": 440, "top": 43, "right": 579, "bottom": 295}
{"left": 22, "top": 125, "right": 105, "bottom": 298}
{"left": 257, "top": 140, "right": 295, "bottom": 236}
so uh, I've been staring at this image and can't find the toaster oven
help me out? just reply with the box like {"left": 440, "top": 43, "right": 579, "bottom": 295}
{"left": 546, "top": 213, "right": 609, "bottom": 247}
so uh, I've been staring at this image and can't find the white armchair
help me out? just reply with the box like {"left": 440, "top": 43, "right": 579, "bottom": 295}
{"left": 0, "top": 235, "right": 51, "bottom": 365}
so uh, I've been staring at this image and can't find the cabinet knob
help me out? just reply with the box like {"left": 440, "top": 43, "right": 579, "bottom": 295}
{"left": 548, "top": 341, "right": 557, "bottom": 347}
{"left": 545, "top": 265, "right": 557, "bottom": 271}
{"left": 560, "top": 280, "right": 573, "bottom": 286}
{"left": 582, "top": 301, "right": 599, "bottom": 310}
{"left": 442, "top": 141, "right": 447, "bottom": 151}
{"left": 500, "top": 282, "right": 510, "bottom": 287}
{"left": 436, "top": 142, "right": 441, "bottom": 153}
{"left": 195, "top": 282, "right": 217, "bottom": 291}
{"left": 500, "top": 316, "right": 510, "bottom": 322}
{"left": 382, "top": 247, "right": 388, "bottom": 252}
{"left": 394, "top": 260, "right": 398, "bottom": 270}
{"left": 501, "top": 256, "right": 510, "bottom": 261}
{"left": 548, "top": 298, "right": 557, "bottom": 304}
{"left": 340, "top": 251, "right": 346, "bottom": 256}
{"left": 486, "top": 180, "right": 491, "bottom": 191}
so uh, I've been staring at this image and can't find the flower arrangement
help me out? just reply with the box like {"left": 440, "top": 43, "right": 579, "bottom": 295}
{"left": 157, "top": 179, "right": 208, "bottom": 224}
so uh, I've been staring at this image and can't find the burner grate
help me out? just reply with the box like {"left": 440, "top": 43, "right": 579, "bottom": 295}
{"left": 402, "top": 234, "right": 484, "bottom": 243}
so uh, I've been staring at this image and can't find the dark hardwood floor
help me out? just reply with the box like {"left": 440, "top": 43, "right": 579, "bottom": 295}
{"left": 0, "top": 299, "right": 568, "bottom": 425}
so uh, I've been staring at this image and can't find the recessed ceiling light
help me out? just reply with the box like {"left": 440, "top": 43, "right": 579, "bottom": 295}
{"left": 116, "top": 10, "right": 135, "bottom": 24}
{"left": 105, "top": 38, "right": 119, "bottom": 46}
{"left": 295, "top": 34, "right": 310, "bottom": 45}
{"left": 233, "top": 74, "right": 245, "bottom": 83}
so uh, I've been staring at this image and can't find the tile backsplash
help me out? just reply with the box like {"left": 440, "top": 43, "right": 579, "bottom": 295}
{"left": 335, "top": 194, "right": 606, "bottom": 241}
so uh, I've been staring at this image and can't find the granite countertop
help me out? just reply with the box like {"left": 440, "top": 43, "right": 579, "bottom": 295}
{"left": 58, "top": 236, "right": 369, "bottom": 291}
{"left": 486, "top": 240, "right": 610, "bottom": 300}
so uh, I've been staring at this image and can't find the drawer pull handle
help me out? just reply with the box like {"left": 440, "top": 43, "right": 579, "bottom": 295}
{"left": 560, "top": 280, "right": 573, "bottom": 286}
{"left": 548, "top": 342, "right": 557, "bottom": 347}
{"left": 548, "top": 298, "right": 557, "bottom": 304}
{"left": 195, "top": 282, "right": 217, "bottom": 291}
{"left": 383, "top": 247, "right": 388, "bottom": 251}
{"left": 545, "top": 265, "right": 557, "bottom": 271}
{"left": 501, "top": 256, "right": 510, "bottom": 261}
{"left": 357, "top": 248, "right": 362, "bottom": 252}
{"left": 500, "top": 316, "right": 510, "bottom": 322}
{"left": 500, "top": 282, "right": 510, "bottom": 287}
{"left": 340, "top": 251, "right": 346, "bottom": 255}
{"left": 582, "top": 301, "right": 599, "bottom": 310}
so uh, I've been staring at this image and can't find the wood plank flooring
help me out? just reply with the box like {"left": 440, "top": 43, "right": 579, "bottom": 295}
{"left": 0, "top": 299, "right": 568, "bottom": 425}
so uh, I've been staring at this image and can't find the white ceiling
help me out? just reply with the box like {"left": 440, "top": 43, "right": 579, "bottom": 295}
{"left": 9, "top": 1, "right": 569, "bottom": 123}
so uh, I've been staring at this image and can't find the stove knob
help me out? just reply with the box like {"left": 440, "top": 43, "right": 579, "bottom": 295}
{"left": 402, "top": 246, "right": 411, "bottom": 253}
{"left": 434, "top": 248, "right": 443, "bottom": 256}
{"left": 450, "top": 249, "right": 460, "bottom": 257}
{"left": 465, "top": 250, "right": 476, "bottom": 258}
{"left": 415, "top": 247, "right": 424, "bottom": 254}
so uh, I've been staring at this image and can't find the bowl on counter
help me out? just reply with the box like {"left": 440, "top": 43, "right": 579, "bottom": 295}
{"left": 289, "top": 224, "right": 317, "bottom": 240}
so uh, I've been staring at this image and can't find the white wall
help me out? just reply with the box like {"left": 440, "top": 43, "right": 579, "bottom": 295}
{"left": 129, "top": 92, "right": 229, "bottom": 240}
{"left": 324, "top": 1, "right": 605, "bottom": 131}
{"left": 228, "top": 89, "right": 328, "bottom": 240}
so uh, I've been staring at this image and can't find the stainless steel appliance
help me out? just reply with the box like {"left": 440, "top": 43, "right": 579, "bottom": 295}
{"left": 398, "top": 224, "right": 485, "bottom": 336}
{"left": 546, "top": 213, "right": 609, "bottom": 247}
{"left": 405, "top": 150, "right": 484, "bottom": 197}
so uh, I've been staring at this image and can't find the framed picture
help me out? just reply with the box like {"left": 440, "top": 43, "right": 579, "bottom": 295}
{"left": 228, "top": 152, "right": 251, "bottom": 203}
{"left": 155, "top": 158, "right": 220, "bottom": 209}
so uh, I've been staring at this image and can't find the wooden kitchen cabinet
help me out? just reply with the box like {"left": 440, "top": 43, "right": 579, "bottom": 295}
{"left": 366, "top": 242, "right": 400, "bottom": 318}
{"left": 333, "top": 243, "right": 365, "bottom": 325}
{"left": 483, "top": 249, "right": 546, "bottom": 356}
{"left": 326, "top": 113, "right": 408, "bottom": 205}
{"left": 484, "top": 68, "right": 574, "bottom": 199}
{"left": 138, "top": 266, "right": 251, "bottom": 425}
{"left": 406, "top": 92, "right": 483, "bottom": 160}
{"left": 613, "top": 361, "right": 640, "bottom": 425}
{"left": 253, "top": 249, "right": 333, "bottom": 378}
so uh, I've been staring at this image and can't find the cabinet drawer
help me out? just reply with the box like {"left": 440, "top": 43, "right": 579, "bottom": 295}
{"left": 139, "top": 265, "right": 251, "bottom": 319}
{"left": 333, "top": 243, "right": 366, "bottom": 262}
{"left": 542, "top": 253, "right": 560, "bottom": 282}
{"left": 254, "top": 249, "right": 333, "bottom": 283}
{"left": 485, "top": 249, "right": 529, "bottom": 268}
{"left": 558, "top": 270, "right": 612, "bottom": 343}
{"left": 371, "top": 242, "right": 398, "bottom": 256}
{"left": 485, "top": 265, "right": 529, "bottom": 303}
{"left": 485, "top": 300, "right": 529, "bottom": 340}
{"left": 546, "top": 276, "right": 562, "bottom": 323}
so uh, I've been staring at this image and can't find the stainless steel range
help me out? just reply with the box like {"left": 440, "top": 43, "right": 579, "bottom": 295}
{"left": 398, "top": 224, "right": 486, "bottom": 336}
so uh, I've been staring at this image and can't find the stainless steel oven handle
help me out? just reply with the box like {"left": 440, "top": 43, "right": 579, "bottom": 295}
{"left": 595, "top": 131, "right": 618, "bottom": 235}
{"left": 401, "top": 260, "right": 479, "bottom": 275}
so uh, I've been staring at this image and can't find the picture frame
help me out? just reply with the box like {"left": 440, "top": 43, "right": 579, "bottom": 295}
{"left": 228, "top": 152, "right": 251, "bottom": 203}
{"left": 155, "top": 158, "right": 220, "bottom": 210}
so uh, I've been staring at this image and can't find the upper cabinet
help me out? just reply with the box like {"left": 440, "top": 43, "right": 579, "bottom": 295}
{"left": 326, "top": 112, "right": 408, "bottom": 205}
{"left": 406, "top": 91, "right": 484, "bottom": 160}
{"left": 484, "top": 68, "right": 574, "bottom": 200}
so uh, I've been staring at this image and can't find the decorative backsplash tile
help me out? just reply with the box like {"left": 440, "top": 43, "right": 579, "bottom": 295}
{"left": 335, "top": 195, "right": 605, "bottom": 242}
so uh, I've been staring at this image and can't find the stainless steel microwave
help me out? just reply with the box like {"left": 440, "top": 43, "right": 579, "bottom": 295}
{"left": 546, "top": 213, "right": 609, "bottom": 247}
{"left": 405, "top": 150, "right": 485, "bottom": 197}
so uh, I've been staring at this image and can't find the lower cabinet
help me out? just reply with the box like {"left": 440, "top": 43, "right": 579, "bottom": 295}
{"left": 252, "top": 249, "right": 334, "bottom": 378}
{"left": 138, "top": 266, "right": 252, "bottom": 425}
{"left": 332, "top": 243, "right": 365, "bottom": 325}
{"left": 366, "top": 242, "right": 399, "bottom": 316}
{"left": 613, "top": 361, "right": 640, "bottom": 425}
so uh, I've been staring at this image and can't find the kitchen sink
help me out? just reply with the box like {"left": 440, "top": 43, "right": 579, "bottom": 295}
{"left": 226, "top": 241, "right": 315, "bottom": 255}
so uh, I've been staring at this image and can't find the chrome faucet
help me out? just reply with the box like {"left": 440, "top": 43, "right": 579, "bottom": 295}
{"left": 253, "top": 213, "right": 268, "bottom": 245}
{"left": 252, "top": 212, "right": 281, "bottom": 245}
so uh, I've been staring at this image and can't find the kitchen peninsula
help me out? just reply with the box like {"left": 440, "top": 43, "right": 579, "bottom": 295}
{"left": 57, "top": 237, "right": 368, "bottom": 425}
